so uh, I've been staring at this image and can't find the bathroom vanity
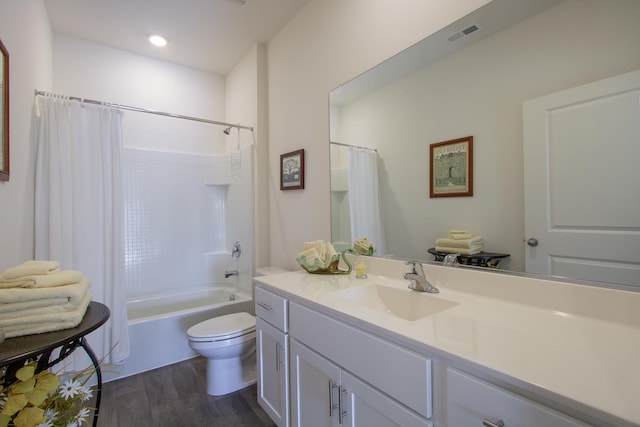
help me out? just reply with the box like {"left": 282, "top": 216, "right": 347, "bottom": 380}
{"left": 254, "top": 259, "right": 640, "bottom": 427}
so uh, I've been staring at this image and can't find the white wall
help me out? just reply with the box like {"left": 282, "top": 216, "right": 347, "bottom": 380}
{"left": 53, "top": 34, "right": 226, "bottom": 155}
{"left": 266, "top": 0, "right": 492, "bottom": 270}
{"left": 0, "top": 0, "right": 52, "bottom": 271}
{"left": 335, "top": 0, "right": 640, "bottom": 271}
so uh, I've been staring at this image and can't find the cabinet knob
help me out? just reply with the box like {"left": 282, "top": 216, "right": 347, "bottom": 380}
{"left": 483, "top": 419, "right": 505, "bottom": 427}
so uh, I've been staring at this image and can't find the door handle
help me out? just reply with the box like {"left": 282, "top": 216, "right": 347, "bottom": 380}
{"left": 328, "top": 380, "right": 338, "bottom": 417}
{"left": 527, "top": 237, "right": 539, "bottom": 247}
{"left": 338, "top": 386, "right": 348, "bottom": 424}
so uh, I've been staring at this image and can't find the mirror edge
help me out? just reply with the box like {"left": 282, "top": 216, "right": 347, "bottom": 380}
{"left": 0, "top": 37, "right": 9, "bottom": 182}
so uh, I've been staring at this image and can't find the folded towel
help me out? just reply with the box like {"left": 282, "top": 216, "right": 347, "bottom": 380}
{"left": 448, "top": 230, "right": 473, "bottom": 240}
{"left": 0, "top": 270, "right": 83, "bottom": 289}
{"left": 0, "top": 278, "right": 91, "bottom": 320}
{"left": 298, "top": 241, "right": 338, "bottom": 269}
{"left": 436, "top": 246, "right": 483, "bottom": 255}
{"left": 435, "top": 236, "right": 484, "bottom": 249}
{"left": 1, "top": 260, "right": 60, "bottom": 280}
{"left": 297, "top": 247, "right": 323, "bottom": 267}
{"left": 303, "top": 240, "right": 326, "bottom": 260}
{"left": 1, "top": 292, "right": 92, "bottom": 338}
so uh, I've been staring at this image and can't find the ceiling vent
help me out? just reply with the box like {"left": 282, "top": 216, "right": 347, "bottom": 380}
{"left": 447, "top": 24, "right": 480, "bottom": 42}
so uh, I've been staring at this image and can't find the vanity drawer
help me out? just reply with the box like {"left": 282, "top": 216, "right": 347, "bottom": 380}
{"left": 255, "top": 287, "right": 288, "bottom": 332}
{"left": 289, "top": 302, "right": 432, "bottom": 419}
{"left": 446, "top": 368, "right": 588, "bottom": 427}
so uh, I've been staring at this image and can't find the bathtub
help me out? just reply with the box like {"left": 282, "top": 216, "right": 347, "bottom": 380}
{"left": 103, "top": 286, "right": 254, "bottom": 382}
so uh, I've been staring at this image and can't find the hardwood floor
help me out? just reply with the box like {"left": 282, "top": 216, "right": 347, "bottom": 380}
{"left": 97, "top": 357, "right": 276, "bottom": 427}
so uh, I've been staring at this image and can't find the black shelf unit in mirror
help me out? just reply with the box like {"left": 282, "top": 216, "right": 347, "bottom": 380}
{"left": 428, "top": 248, "right": 510, "bottom": 268}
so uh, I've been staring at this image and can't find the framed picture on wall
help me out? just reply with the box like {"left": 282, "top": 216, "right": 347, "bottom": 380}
{"left": 280, "top": 149, "right": 305, "bottom": 190}
{"left": 430, "top": 136, "right": 473, "bottom": 198}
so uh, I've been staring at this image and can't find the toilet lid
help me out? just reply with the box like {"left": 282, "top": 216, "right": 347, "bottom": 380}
{"left": 187, "top": 312, "right": 256, "bottom": 341}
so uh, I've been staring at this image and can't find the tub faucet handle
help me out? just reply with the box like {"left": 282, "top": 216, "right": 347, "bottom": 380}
{"left": 231, "top": 241, "right": 241, "bottom": 258}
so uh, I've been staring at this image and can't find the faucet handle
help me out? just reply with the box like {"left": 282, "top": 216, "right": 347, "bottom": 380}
{"left": 405, "top": 260, "right": 425, "bottom": 276}
{"left": 443, "top": 253, "right": 460, "bottom": 266}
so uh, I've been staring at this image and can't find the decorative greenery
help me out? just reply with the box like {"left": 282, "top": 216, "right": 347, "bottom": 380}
{"left": 0, "top": 362, "right": 96, "bottom": 427}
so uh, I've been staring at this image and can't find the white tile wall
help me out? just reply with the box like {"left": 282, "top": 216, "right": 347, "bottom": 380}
{"left": 123, "top": 148, "right": 251, "bottom": 298}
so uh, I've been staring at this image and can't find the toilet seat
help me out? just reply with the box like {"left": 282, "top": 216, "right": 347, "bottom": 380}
{"left": 187, "top": 312, "right": 256, "bottom": 343}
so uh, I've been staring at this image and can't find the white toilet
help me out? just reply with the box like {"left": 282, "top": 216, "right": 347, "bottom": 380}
{"left": 187, "top": 311, "right": 257, "bottom": 396}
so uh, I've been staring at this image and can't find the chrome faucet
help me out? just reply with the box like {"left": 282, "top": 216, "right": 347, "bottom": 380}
{"left": 224, "top": 269, "right": 239, "bottom": 278}
{"left": 403, "top": 260, "right": 439, "bottom": 293}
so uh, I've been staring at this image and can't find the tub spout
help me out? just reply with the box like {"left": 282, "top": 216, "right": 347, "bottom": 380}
{"left": 224, "top": 270, "right": 239, "bottom": 278}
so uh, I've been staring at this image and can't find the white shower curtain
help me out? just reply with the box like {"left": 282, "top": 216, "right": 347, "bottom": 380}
{"left": 33, "top": 95, "right": 129, "bottom": 365}
{"left": 348, "top": 147, "right": 387, "bottom": 255}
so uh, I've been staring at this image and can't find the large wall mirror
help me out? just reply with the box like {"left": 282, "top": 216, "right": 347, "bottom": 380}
{"left": 0, "top": 38, "right": 8, "bottom": 181}
{"left": 330, "top": 0, "right": 640, "bottom": 288}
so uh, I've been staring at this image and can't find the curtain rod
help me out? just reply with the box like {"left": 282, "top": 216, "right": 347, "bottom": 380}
{"left": 330, "top": 141, "right": 377, "bottom": 152}
{"left": 35, "top": 90, "right": 254, "bottom": 132}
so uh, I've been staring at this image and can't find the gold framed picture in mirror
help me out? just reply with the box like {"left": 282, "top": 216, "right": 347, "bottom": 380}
{"left": 0, "top": 38, "right": 8, "bottom": 181}
{"left": 430, "top": 136, "right": 473, "bottom": 198}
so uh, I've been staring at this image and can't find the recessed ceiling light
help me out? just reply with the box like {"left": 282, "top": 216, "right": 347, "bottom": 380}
{"left": 148, "top": 34, "right": 168, "bottom": 47}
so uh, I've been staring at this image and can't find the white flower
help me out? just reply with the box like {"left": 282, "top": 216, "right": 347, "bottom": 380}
{"left": 59, "top": 379, "right": 82, "bottom": 399}
{"left": 44, "top": 408, "right": 58, "bottom": 424}
{"left": 65, "top": 421, "right": 78, "bottom": 427}
{"left": 76, "top": 407, "right": 91, "bottom": 423}
{"left": 44, "top": 408, "right": 58, "bottom": 421}
{"left": 36, "top": 420, "right": 53, "bottom": 427}
{"left": 79, "top": 385, "right": 93, "bottom": 401}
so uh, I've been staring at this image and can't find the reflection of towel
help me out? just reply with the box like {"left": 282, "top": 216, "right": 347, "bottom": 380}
{"left": 0, "top": 278, "right": 91, "bottom": 320}
{"left": 0, "top": 270, "right": 83, "bottom": 289}
{"left": 435, "top": 236, "right": 484, "bottom": 249}
{"left": 448, "top": 230, "right": 473, "bottom": 240}
{"left": 1, "top": 292, "right": 92, "bottom": 338}
{"left": 436, "top": 246, "right": 483, "bottom": 255}
{"left": 1, "top": 260, "right": 60, "bottom": 280}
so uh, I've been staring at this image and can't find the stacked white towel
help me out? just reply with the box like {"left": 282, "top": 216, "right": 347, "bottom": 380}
{"left": 0, "top": 261, "right": 92, "bottom": 338}
{"left": 435, "top": 231, "right": 484, "bottom": 255}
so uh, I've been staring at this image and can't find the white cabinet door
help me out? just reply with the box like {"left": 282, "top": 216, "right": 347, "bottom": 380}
{"left": 523, "top": 69, "right": 640, "bottom": 286}
{"left": 256, "top": 317, "right": 289, "bottom": 427}
{"left": 290, "top": 339, "right": 340, "bottom": 427}
{"left": 291, "top": 339, "right": 431, "bottom": 427}
{"left": 341, "top": 371, "right": 432, "bottom": 427}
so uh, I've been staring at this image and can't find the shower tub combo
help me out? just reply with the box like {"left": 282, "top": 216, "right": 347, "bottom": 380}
{"left": 103, "top": 284, "right": 253, "bottom": 382}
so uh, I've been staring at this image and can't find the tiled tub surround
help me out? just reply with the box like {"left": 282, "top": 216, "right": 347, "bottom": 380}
{"left": 254, "top": 258, "right": 640, "bottom": 426}
{"left": 123, "top": 147, "right": 254, "bottom": 297}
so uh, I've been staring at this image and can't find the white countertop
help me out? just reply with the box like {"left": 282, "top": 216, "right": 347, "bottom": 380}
{"left": 254, "top": 266, "right": 640, "bottom": 426}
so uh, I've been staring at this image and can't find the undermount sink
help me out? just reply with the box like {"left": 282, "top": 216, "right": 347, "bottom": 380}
{"left": 331, "top": 284, "right": 458, "bottom": 321}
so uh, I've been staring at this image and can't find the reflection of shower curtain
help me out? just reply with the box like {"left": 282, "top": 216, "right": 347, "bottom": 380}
{"left": 33, "top": 96, "right": 129, "bottom": 365}
{"left": 348, "top": 147, "right": 386, "bottom": 255}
